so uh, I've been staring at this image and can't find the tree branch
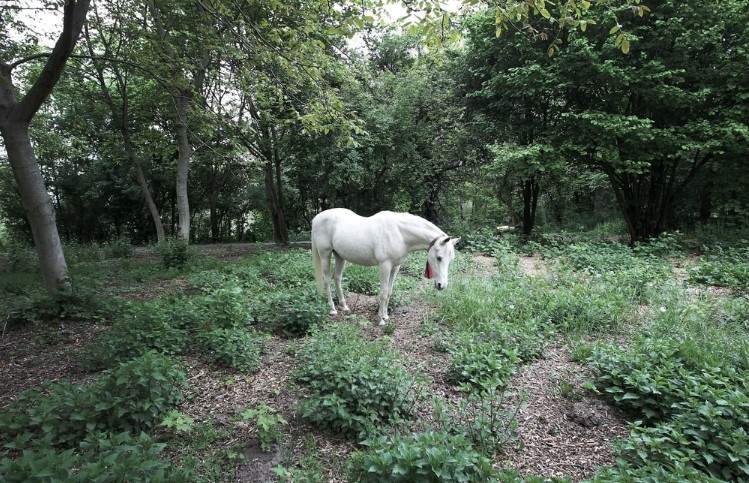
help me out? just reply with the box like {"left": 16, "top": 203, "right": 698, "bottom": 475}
{"left": 11, "top": 0, "right": 92, "bottom": 123}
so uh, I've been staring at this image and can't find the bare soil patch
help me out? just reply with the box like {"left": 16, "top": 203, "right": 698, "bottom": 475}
{"left": 500, "top": 345, "right": 629, "bottom": 482}
{"left": 0, "top": 321, "right": 102, "bottom": 407}
{"left": 519, "top": 255, "right": 548, "bottom": 277}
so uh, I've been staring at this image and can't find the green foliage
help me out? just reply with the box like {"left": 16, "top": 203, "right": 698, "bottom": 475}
{"left": 4, "top": 289, "right": 111, "bottom": 328}
{"left": 81, "top": 300, "right": 189, "bottom": 370}
{"left": 689, "top": 246, "right": 749, "bottom": 292}
{"left": 0, "top": 432, "right": 190, "bottom": 483}
{"left": 2, "top": 239, "right": 37, "bottom": 272}
{"left": 106, "top": 237, "right": 135, "bottom": 259}
{"left": 200, "top": 327, "right": 266, "bottom": 372}
{"left": 433, "top": 387, "right": 518, "bottom": 455}
{"left": 157, "top": 237, "right": 190, "bottom": 268}
{"left": 447, "top": 337, "right": 519, "bottom": 391}
{"left": 344, "top": 264, "right": 379, "bottom": 295}
{"left": 347, "top": 431, "right": 495, "bottom": 482}
{"left": 251, "top": 288, "right": 329, "bottom": 337}
{"left": 294, "top": 323, "right": 418, "bottom": 437}
{"left": 0, "top": 351, "right": 185, "bottom": 451}
{"left": 191, "top": 286, "right": 252, "bottom": 329}
{"left": 160, "top": 410, "right": 195, "bottom": 434}
{"left": 238, "top": 405, "right": 288, "bottom": 452}
{"left": 590, "top": 337, "right": 749, "bottom": 479}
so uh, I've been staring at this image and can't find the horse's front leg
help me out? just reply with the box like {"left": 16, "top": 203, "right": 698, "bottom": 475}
{"left": 377, "top": 262, "right": 392, "bottom": 326}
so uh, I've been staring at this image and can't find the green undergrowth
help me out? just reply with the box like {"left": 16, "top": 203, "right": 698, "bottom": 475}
{"left": 294, "top": 323, "right": 420, "bottom": 438}
{"left": 587, "top": 289, "right": 749, "bottom": 480}
{"left": 0, "top": 352, "right": 189, "bottom": 481}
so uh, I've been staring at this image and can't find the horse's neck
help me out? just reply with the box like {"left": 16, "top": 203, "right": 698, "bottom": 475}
{"left": 397, "top": 215, "right": 445, "bottom": 251}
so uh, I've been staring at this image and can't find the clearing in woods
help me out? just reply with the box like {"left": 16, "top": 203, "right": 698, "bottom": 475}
{"left": 1, "top": 238, "right": 747, "bottom": 482}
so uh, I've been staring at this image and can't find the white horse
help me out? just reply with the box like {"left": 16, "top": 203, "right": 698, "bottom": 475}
{"left": 311, "top": 208, "right": 460, "bottom": 325}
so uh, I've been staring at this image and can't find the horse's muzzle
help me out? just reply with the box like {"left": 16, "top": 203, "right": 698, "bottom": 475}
{"left": 435, "top": 282, "right": 445, "bottom": 290}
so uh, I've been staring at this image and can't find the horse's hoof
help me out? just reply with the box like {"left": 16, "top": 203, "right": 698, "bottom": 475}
{"left": 329, "top": 309, "right": 338, "bottom": 316}
{"left": 378, "top": 319, "right": 386, "bottom": 326}
{"left": 341, "top": 305, "right": 351, "bottom": 312}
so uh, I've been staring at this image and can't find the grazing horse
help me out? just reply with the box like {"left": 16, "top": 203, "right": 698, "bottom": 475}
{"left": 311, "top": 208, "right": 460, "bottom": 325}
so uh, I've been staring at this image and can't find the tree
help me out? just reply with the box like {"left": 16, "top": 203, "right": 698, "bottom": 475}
{"left": 556, "top": 0, "right": 749, "bottom": 242}
{"left": 83, "top": 0, "right": 166, "bottom": 242}
{"left": 0, "top": 0, "right": 91, "bottom": 295}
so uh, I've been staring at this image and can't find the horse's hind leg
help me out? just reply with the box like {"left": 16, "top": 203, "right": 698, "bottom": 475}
{"left": 333, "top": 253, "right": 349, "bottom": 312}
{"left": 319, "top": 248, "right": 337, "bottom": 315}
{"left": 377, "top": 261, "right": 392, "bottom": 326}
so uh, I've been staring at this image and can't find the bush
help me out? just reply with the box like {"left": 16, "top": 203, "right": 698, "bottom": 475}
{"left": 191, "top": 286, "right": 252, "bottom": 329}
{"left": 447, "top": 337, "right": 519, "bottom": 391}
{"left": 0, "top": 351, "right": 185, "bottom": 451}
{"left": 82, "top": 300, "right": 188, "bottom": 370}
{"left": 590, "top": 337, "right": 749, "bottom": 480}
{"left": 294, "top": 323, "right": 418, "bottom": 437}
{"left": 2, "top": 239, "right": 37, "bottom": 272}
{"left": 0, "top": 432, "right": 191, "bottom": 482}
{"left": 689, "top": 246, "right": 749, "bottom": 292}
{"left": 157, "top": 237, "right": 190, "bottom": 268}
{"left": 4, "top": 289, "right": 112, "bottom": 328}
{"left": 200, "top": 327, "right": 266, "bottom": 372}
{"left": 344, "top": 265, "right": 379, "bottom": 295}
{"left": 106, "top": 237, "right": 134, "bottom": 258}
{"left": 252, "top": 288, "right": 329, "bottom": 337}
{"left": 347, "top": 431, "right": 495, "bottom": 482}
{"left": 433, "top": 387, "right": 518, "bottom": 455}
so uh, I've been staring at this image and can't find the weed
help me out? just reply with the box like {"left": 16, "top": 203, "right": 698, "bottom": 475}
{"left": 238, "top": 404, "right": 288, "bottom": 451}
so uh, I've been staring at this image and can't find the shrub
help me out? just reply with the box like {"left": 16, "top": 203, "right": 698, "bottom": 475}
{"left": 157, "top": 237, "right": 190, "bottom": 268}
{"left": 200, "top": 327, "right": 266, "bottom": 372}
{"left": 253, "top": 250, "right": 311, "bottom": 288}
{"left": 295, "top": 323, "right": 418, "bottom": 437}
{"left": 590, "top": 340, "right": 741, "bottom": 421}
{"left": 191, "top": 286, "right": 252, "bottom": 329}
{"left": 252, "top": 288, "right": 328, "bottom": 337}
{"left": 347, "top": 431, "right": 495, "bottom": 482}
{"left": 433, "top": 387, "right": 518, "bottom": 455}
{"left": 3, "top": 239, "right": 37, "bottom": 272}
{"left": 0, "top": 352, "right": 185, "bottom": 451}
{"left": 344, "top": 265, "right": 379, "bottom": 295}
{"left": 0, "top": 432, "right": 191, "bottom": 482}
{"left": 4, "top": 289, "right": 112, "bottom": 328}
{"left": 81, "top": 300, "right": 188, "bottom": 370}
{"left": 688, "top": 246, "right": 749, "bottom": 292}
{"left": 592, "top": 461, "right": 723, "bottom": 482}
{"left": 447, "top": 337, "right": 519, "bottom": 391}
{"left": 106, "top": 237, "right": 134, "bottom": 258}
{"left": 590, "top": 337, "right": 749, "bottom": 480}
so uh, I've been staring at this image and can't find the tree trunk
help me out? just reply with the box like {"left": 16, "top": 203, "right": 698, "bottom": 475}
{"left": 263, "top": 159, "right": 288, "bottom": 244}
{"left": 699, "top": 176, "right": 713, "bottom": 224}
{"left": 521, "top": 176, "right": 540, "bottom": 237}
{"left": 1, "top": 123, "right": 71, "bottom": 294}
{"left": 174, "top": 92, "right": 192, "bottom": 242}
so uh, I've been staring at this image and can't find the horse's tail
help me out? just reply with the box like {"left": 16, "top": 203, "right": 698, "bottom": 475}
{"left": 311, "top": 236, "right": 325, "bottom": 294}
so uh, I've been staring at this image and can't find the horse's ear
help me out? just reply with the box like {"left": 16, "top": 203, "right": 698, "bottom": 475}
{"left": 450, "top": 237, "right": 461, "bottom": 245}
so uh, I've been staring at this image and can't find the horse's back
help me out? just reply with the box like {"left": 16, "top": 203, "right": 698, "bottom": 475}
{"left": 311, "top": 209, "right": 400, "bottom": 265}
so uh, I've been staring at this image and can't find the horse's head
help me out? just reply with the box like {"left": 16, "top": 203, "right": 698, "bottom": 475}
{"left": 426, "top": 236, "right": 460, "bottom": 290}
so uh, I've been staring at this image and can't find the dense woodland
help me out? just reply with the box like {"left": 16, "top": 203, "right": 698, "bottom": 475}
{"left": 1, "top": 0, "right": 747, "bottom": 295}
{"left": 1, "top": 1, "right": 749, "bottom": 482}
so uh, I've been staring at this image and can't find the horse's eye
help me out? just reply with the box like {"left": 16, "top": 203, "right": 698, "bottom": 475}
{"left": 437, "top": 256, "right": 443, "bottom": 262}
